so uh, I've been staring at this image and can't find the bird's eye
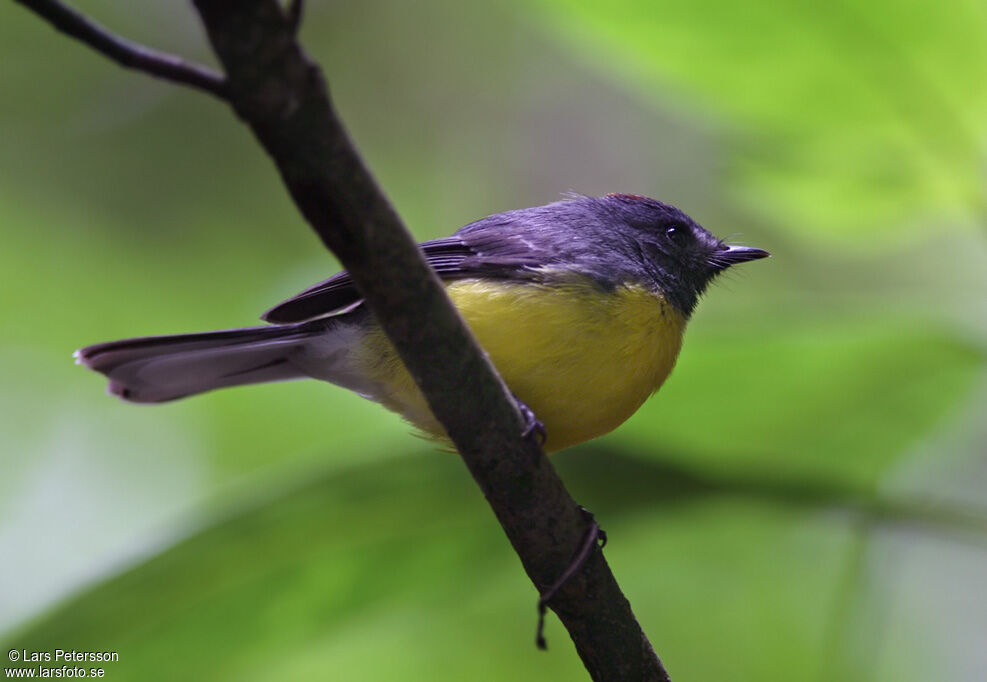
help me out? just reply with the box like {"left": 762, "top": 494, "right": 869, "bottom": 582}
{"left": 665, "top": 224, "right": 689, "bottom": 246}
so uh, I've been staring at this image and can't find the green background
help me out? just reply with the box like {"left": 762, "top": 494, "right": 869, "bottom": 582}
{"left": 1, "top": 1, "right": 985, "bottom": 680}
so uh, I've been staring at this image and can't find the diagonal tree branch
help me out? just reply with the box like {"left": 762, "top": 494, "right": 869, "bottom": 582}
{"left": 14, "top": 0, "right": 229, "bottom": 99}
{"left": 14, "top": 0, "right": 672, "bottom": 679}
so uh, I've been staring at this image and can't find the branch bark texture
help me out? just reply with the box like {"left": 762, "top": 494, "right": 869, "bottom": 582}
{"left": 16, "top": 1, "right": 672, "bottom": 678}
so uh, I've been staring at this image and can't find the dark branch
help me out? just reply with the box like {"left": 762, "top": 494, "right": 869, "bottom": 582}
{"left": 285, "top": 0, "right": 303, "bottom": 35}
{"left": 190, "top": 5, "right": 672, "bottom": 675}
{"left": 14, "top": 0, "right": 229, "bottom": 99}
{"left": 16, "top": 0, "right": 672, "bottom": 678}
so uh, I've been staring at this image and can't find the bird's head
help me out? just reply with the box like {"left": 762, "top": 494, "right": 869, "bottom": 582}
{"left": 601, "top": 193, "right": 769, "bottom": 316}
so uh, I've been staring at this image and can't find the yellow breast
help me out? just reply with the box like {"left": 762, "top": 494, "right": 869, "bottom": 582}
{"left": 353, "top": 277, "right": 686, "bottom": 452}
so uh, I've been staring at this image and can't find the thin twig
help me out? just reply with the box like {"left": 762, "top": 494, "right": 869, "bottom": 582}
{"left": 536, "top": 509, "right": 607, "bottom": 650}
{"left": 13, "top": 0, "right": 229, "bottom": 99}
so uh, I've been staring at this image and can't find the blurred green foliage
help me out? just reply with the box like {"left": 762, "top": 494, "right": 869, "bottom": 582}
{"left": 534, "top": 0, "right": 987, "bottom": 242}
{"left": 1, "top": 1, "right": 985, "bottom": 681}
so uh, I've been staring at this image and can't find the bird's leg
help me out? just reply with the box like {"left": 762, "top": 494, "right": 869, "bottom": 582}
{"left": 513, "top": 393, "right": 546, "bottom": 447}
{"left": 535, "top": 506, "right": 608, "bottom": 649}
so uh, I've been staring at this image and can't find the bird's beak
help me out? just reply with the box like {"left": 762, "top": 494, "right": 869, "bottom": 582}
{"left": 714, "top": 245, "right": 771, "bottom": 267}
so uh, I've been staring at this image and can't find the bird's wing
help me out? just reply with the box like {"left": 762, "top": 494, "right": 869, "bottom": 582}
{"left": 261, "top": 229, "right": 548, "bottom": 324}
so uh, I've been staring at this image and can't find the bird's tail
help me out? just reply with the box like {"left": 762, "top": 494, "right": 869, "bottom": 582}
{"left": 76, "top": 323, "right": 322, "bottom": 403}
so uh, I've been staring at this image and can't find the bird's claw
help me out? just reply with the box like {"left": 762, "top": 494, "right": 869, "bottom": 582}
{"left": 515, "top": 394, "right": 546, "bottom": 447}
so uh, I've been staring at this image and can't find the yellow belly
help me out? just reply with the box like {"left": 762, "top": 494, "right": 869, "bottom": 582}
{"left": 353, "top": 277, "right": 686, "bottom": 452}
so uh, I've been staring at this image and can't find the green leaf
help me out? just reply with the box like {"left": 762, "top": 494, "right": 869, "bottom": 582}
{"left": 528, "top": 0, "right": 987, "bottom": 243}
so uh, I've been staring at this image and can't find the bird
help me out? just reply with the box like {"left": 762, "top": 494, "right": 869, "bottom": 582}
{"left": 76, "top": 193, "right": 769, "bottom": 453}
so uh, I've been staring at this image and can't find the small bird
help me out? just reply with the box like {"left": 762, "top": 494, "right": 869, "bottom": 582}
{"left": 77, "top": 194, "right": 768, "bottom": 452}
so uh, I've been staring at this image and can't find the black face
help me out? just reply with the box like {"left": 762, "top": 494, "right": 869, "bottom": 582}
{"left": 602, "top": 194, "right": 769, "bottom": 316}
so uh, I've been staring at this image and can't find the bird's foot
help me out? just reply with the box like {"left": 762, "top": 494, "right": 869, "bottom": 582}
{"left": 513, "top": 393, "right": 546, "bottom": 448}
